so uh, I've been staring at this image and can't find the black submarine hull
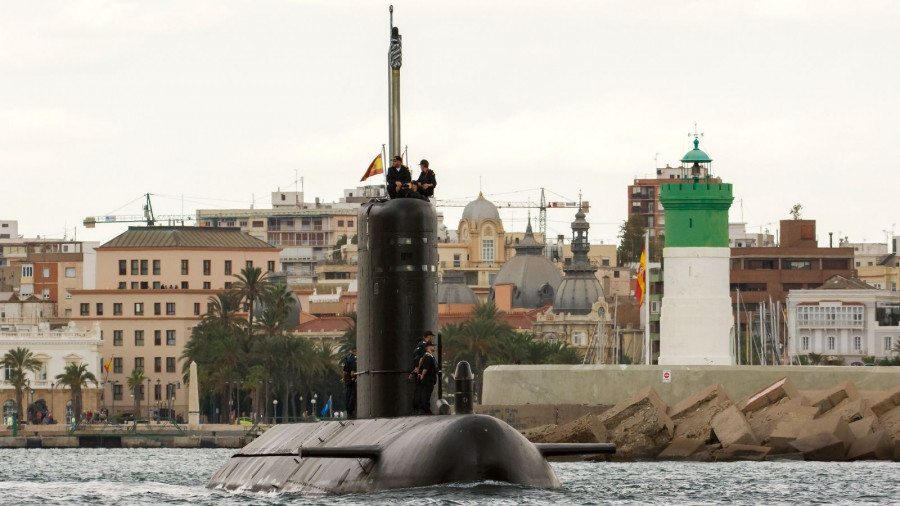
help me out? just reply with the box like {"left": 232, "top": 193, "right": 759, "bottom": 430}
{"left": 207, "top": 414, "right": 561, "bottom": 494}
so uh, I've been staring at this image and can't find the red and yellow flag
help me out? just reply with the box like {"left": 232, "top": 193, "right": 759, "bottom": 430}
{"left": 635, "top": 247, "right": 647, "bottom": 306}
{"left": 360, "top": 154, "right": 384, "bottom": 181}
{"left": 103, "top": 356, "right": 113, "bottom": 374}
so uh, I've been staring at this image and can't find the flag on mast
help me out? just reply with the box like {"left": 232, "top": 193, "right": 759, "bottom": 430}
{"left": 361, "top": 154, "right": 384, "bottom": 181}
{"left": 635, "top": 247, "right": 647, "bottom": 306}
{"left": 103, "top": 355, "right": 113, "bottom": 374}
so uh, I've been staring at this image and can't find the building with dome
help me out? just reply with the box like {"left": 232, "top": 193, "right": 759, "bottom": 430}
{"left": 553, "top": 208, "right": 605, "bottom": 315}
{"left": 438, "top": 192, "right": 542, "bottom": 300}
{"left": 489, "top": 220, "right": 562, "bottom": 311}
{"left": 437, "top": 271, "right": 479, "bottom": 314}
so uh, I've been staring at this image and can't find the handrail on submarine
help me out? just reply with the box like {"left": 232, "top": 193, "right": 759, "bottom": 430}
{"left": 534, "top": 443, "right": 616, "bottom": 457}
{"left": 232, "top": 445, "right": 383, "bottom": 460}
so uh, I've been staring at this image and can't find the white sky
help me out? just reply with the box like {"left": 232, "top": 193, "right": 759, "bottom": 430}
{"left": 2, "top": 1, "right": 898, "bottom": 247}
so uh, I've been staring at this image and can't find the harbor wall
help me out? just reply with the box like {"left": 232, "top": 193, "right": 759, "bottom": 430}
{"left": 482, "top": 365, "right": 900, "bottom": 406}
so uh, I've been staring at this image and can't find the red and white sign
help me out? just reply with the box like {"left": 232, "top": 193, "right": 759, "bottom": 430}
{"left": 662, "top": 370, "right": 672, "bottom": 383}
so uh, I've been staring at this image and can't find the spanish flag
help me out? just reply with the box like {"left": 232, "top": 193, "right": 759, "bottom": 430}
{"left": 104, "top": 356, "right": 113, "bottom": 374}
{"left": 635, "top": 247, "right": 647, "bottom": 306}
{"left": 360, "top": 153, "right": 384, "bottom": 181}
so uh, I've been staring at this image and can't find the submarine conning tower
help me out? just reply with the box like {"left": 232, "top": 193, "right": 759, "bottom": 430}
{"left": 357, "top": 197, "right": 438, "bottom": 418}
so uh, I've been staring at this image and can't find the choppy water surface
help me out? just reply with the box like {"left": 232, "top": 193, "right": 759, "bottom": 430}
{"left": 0, "top": 448, "right": 897, "bottom": 505}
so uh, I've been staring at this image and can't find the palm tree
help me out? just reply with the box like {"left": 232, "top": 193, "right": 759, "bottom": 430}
{"left": 233, "top": 265, "right": 272, "bottom": 343}
{"left": 338, "top": 312, "right": 357, "bottom": 355}
{"left": 55, "top": 363, "right": 98, "bottom": 423}
{"left": 1, "top": 347, "right": 41, "bottom": 424}
{"left": 126, "top": 368, "right": 147, "bottom": 420}
{"left": 203, "top": 292, "right": 243, "bottom": 331}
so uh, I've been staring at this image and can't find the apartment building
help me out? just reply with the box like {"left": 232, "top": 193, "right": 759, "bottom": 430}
{"left": 70, "top": 227, "right": 279, "bottom": 420}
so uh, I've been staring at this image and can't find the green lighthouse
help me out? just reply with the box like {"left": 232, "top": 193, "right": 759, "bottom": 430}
{"left": 657, "top": 135, "right": 735, "bottom": 365}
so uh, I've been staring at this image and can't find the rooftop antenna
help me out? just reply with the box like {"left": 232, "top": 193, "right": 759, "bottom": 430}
{"left": 688, "top": 122, "right": 704, "bottom": 141}
{"left": 654, "top": 152, "right": 659, "bottom": 171}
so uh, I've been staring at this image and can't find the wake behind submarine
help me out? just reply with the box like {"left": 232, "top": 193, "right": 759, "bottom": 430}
{"left": 207, "top": 9, "right": 614, "bottom": 495}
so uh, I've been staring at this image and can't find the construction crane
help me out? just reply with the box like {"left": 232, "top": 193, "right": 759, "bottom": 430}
{"left": 83, "top": 194, "right": 196, "bottom": 228}
{"left": 436, "top": 188, "right": 588, "bottom": 242}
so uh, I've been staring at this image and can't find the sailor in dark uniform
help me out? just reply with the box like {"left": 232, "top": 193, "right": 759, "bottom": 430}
{"left": 410, "top": 331, "right": 434, "bottom": 414}
{"left": 343, "top": 347, "right": 357, "bottom": 419}
{"left": 386, "top": 155, "right": 411, "bottom": 199}
{"left": 417, "top": 342, "right": 438, "bottom": 415}
{"left": 399, "top": 180, "right": 429, "bottom": 201}
{"left": 415, "top": 159, "right": 437, "bottom": 197}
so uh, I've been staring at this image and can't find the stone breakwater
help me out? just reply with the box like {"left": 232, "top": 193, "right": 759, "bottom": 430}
{"left": 509, "top": 379, "right": 900, "bottom": 461}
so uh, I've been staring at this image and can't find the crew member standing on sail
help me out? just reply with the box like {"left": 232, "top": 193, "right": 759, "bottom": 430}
{"left": 386, "top": 155, "right": 410, "bottom": 199}
{"left": 417, "top": 342, "right": 438, "bottom": 415}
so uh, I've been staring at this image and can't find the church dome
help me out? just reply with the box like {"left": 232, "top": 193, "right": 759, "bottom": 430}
{"left": 438, "top": 271, "right": 478, "bottom": 305}
{"left": 489, "top": 221, "right": 562, "bottom": 309}
{"left": 461, "top": 192, "right": 501, "bottom": 223}
{"left": 553, "top": 207, "right": 604, "bottom": 315}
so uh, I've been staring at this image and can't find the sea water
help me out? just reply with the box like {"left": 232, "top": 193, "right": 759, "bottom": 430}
{"left": 0, "top": 448, "right": 897, "bottom": 505}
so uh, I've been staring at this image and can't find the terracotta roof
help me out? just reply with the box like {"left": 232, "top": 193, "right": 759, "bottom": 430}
{"left": 100, "top": 226, "right": 276, "bottom": 249}
{"left": 438, "top": 312, "right": 536, "bottom": 331}
{"left": 815, "top": 275, "right": 874, "bottom": 290}
{"left": 293, "top": 316, "right": 354, "bottom": 333}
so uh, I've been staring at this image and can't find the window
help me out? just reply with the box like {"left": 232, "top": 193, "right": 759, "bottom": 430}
{"left": 203, "top": 260, "right": 211, "bottom": 275}
{"left": 786, "top": 260, "right": 811, "bottom": 270}
{"left": 268, "top": 261, "right": 275, "bottom": 272}
{"left": 118, "top": 282, "right": 126, "bottom": 289}
{"left": 96, "top": 303, "right": 103, "bottom": 316}
{"left": 154, "top": 384, "right": 162, "bottom": 401}
{"left": 166, "top": 357, "right": 176, "bottom": 373}
{"left": 827, "top": 336, "right": 836, "bottom": 350}
{"left": 131, "top": 260, "right": 139, "bottom": 275}
{"left": 113, "top": 303, "right": 122, "bottom": 316}
{"left": 134, "top": 303, "right": 144, "bottom": 315}
{"left": 181, "top": 260, "right": 189, "bottom": 275}
{"left": 37, "top": 362, "right": 47, "bottom": 381}
{"left": 224, "top": 282, "right": 232, "bottom": 289}
{"left": 113, "top": 384, "right": 123, "bottom": 401}
{"left": 181, "top": 281, "right": 189, "bottom": 289}
{"left": 153, "top": 260, "right": 160, "bottom": 275}
{"left": 614, "top": 271, "right": 620, "bottom": 278}
{"left": 203, "top": 282, "right": 211, "bottom": 289}
{"left": 42, "top": 267, "right": 50, "bottom": 278}
{"left": 80, "top": 303, "right": 89, "bottom": 316}
{"left": 166, "top": 330, "right": 176, "bottom": 346}
{"left": 154, "top": 303, "right": 161, "bottom": 316}
{"left": 131, "top": 282, "right": 139, "bottom": 289}
{"left": 602, "top": 258, "right": 610, "bottom": 266}
{"left": 853, "top": 336, "right": 862, "bottom": 351}
{"left": 193, "top": 303, "right": 200, "bottom": 315}
{"left": 239, "top": 220, "right": 248, "bottom": 227}
{"left": 453, "top": 254, "right": 461, "bottom": 268}
{"left": 155, "top": 357, "right": 162, "bottom": 373}
{"left": 135, "top": 330, "right": 144, "bottom": 346}
{"left": 152, "top": 281, "right": 161, "bottom": 289}
{"left": 155, "top": 330, "right": 162, "bottom": 346}
{"left": 482, "top": 239, "right": 494, "bottom": 263}
{"left": 224, "top": 260, "right": 232, "bottom": 275}
{"left": 253, "top": 220, "right": 264, "bottom": 227}
{"left": 118, "top": 260, "right": 127, "bottom": 275}
{"left": 797, "top": 305, "right": 865, "bottom": 329}
{"left": 886, "top": 337, "right": 893, "bottom": 351}
{"left": 571, "top": 331, "right": 586, "bottom": 345}
{"left": 140, "top": 259, "right": 148, "bottom": 275}
{"left": 348, "top": 220, "right": 353, "bottom": 227}
{"left": 112, "top": 357, "right": 123, "bottom": 374}
{"left": 113, "top": 330, "right": 123, "bottom": 346}
{"left": 22, "top": 265, "right": 33, "bottom": 277}
{"left": 802, "top": 336, "right": 810, "bottom": 350}
{"left": 134, "top": 357, "right": 144, "bottom": 372}
{"left": 62, "top": 266, "right": 74, "bottom": 278}
{"left": 338, "top": 220, "right": 344, "bottom": 227}
{"left": 246, "top": 260, "right": 253, "bottom": 268}
{"left": 166, "top": 302, "right": 175, "bottom": 315}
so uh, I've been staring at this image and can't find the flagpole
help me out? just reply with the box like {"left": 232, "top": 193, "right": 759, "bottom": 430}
{"left": 381, "top": 144, "right": 387, "bottom": 196}
{"left": 644, "top": 231, "right": 651, "bottom": 365}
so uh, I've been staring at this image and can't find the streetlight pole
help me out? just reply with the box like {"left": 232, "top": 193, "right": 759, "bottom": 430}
{"left": 266, "top": 379, "right": 271, "bottom": 424}
{"left": 146, "top": 378, "right": 150, "bottom": 421}
{"left": 272, "top": 399, "right": 278, "bottom": 425}
{"left": 236, "top": 379, "right": 242, "bottom": 421}
{"left": 111, "top": 381, "right": 118, "bottom": 423}
{"left": 311, "top": 394, "right": 317, "bottom": 422}
{"left": 29, "top": 388, "right": 35, "bottom": 424}
{"left": 155, "top": 379, "right": 161, "bottom": 422}
{"left": 50, "top": 382, "right": 55, "bottom": 421}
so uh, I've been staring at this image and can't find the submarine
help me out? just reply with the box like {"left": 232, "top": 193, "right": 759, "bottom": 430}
{"left": 207, "top": 8, "right": 614, "bottom": 495}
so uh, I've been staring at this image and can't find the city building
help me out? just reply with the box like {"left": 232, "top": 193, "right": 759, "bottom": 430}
{"left": 786, "top": 275, "right": 899, "bottom": 364}
{"left": 1, "top": 322, "right": 102, "bottom": 424}
{"left": 490, "top": 221, "right": 562, "bottom": 311}
{"left": 69, "top": 226, "right": 279, "bottom": 421}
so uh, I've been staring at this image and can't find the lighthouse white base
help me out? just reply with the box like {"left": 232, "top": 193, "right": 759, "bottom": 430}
{"left": 658, "top": 247, "right": 734, "bottom": 366}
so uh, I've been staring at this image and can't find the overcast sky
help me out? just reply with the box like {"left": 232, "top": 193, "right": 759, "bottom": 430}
{"left": 2, "top": 1, "right": 898, "bottom": 248}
